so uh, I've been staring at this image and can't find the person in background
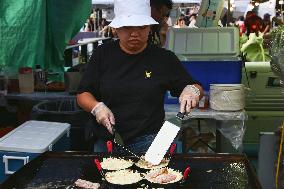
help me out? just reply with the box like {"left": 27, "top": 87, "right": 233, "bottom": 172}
{"left": 244, "top": 13, "right": 264, "bottom": 37}
{"left": 85, "top": 17, "right": 95, "bottom": 31}
{"left": 235, "top": 16, "right": 245, "bottom": 35}
{"left": 98, "top": 18, "right": 108, "bottom": 31}
{"left": 166, "top": 13, "right": 173, "bottom": 27}
{"left": 245, "top": 11, "right": 256, "bottom": 19}
{"left": 263, "top": 13, "right": 272, "bottom": 34}
{"left": 220, "top": 10, "right": 228, "bottom": 27}
{"left": 272, "top": 12, "right": 284, "bottom": 27}
{"left": 178, "top": 14, "right": 186, "bottom": 23}
{"left": 188, "top": 14, "right": 197, "bottom": 28}
{"left": 100, "top": 25, "right": 116, "bottom": 38}
{"left": 185, "top": 8, "right": 191, "bottom": 26}
{"left": 77, "top": 0, "right": 203, "bottom": 153}
{"left": 174, "top": 16, "right": 187, "bottom": 28}
{"left": 81, "top": 19, "right": 89, "bottom": 32}
{"left": 218, "top": 20, "right": 224, "bottom": 27}
{"left": 220, "top": 9, "right": 235, "bottom": 27}
{"left": 148, "top": 0, "right": 173, "bottom": 47}
{"left": 99, "top": 18, "right": 118, "bottom": 38}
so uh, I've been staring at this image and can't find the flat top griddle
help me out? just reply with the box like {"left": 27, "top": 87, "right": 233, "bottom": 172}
{"left": 0, "top": 152, "right": 261, "bottom": 189}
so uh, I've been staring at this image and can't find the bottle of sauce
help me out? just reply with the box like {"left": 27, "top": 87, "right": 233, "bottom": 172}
{"left": 34, "top": 65, "right": 46, "bottom": 90}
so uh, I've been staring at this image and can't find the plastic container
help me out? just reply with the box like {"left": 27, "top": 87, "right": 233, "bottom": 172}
{"left": 31, "top": 99, "right": 90, "bottom": 151}
{"left": 164, "top": 27, "right": 242, "bottom": 104}
{"left": 0, "top": 120, "right": 70, "bottom": 182}
{"left": 18, "top": 67, "right": 34, "bottom": 93}
{"left": 209, "top": 84, "right": 245, "bottom": 111}
{"left": 167, "top": 27, "right": 240, "bottom": 58}
{"left": 164, "top": 60, "right": 242, "bottom": 104}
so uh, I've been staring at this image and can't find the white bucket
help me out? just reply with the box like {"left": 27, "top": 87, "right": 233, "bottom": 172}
{"left": 209, "top": 84, "right": 245, "bottom": 111}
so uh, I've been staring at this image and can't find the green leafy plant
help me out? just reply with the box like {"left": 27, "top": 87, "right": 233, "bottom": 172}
{"left": 240, "top": 33, "right": 271, "bottom": 62}
{"left": 270, "top": 25, "right": 284, "bottom": 82}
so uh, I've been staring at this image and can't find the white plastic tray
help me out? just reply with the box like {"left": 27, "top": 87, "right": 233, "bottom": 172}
{"left": 0, "top": 120, "right": 70, "bottom": 153}
{"left": 167, "top": 27, "right": 240, "bottom": 60}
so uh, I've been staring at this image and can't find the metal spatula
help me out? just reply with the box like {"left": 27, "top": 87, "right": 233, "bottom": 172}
{"left": 111, "top": 125, "right": 124, "bottom": 146}
{"left": 145, "top": 112, "right": 185, "bottom": 165}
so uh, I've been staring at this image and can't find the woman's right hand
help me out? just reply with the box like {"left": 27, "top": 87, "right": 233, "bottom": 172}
{"left": 91, "top": 102, "right": 115, "bottom": 134}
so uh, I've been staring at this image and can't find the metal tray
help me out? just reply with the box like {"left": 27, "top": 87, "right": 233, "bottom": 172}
{"left": 0, "top": 152, "right": 261, "bottom": 189}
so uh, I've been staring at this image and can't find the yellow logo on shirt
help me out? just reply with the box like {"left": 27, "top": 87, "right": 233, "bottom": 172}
{"left": 145, "top": 70, "right": 152, "bottom": 79}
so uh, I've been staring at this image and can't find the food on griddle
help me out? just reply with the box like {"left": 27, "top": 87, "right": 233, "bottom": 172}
{"left": 145, "top": 168, "right": 183, "bottom": 184}
{"left": 101, "top": 157, "right": 134, "bottom": 170}
{"left": 74, "top": 179, "right": 100, "bottom": 189}
{"left": 135, "top": 156, "right": 169, "bottom": 169}
{"left": 105, "top": 169, "right": 143, "bottom": 185}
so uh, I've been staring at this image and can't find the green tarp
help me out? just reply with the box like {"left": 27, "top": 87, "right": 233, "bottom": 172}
{"left": 0, "top": 0, "right": 91, "bottom": 81}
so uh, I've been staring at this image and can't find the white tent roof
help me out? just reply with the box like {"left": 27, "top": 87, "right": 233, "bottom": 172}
{"left": 92, "top": 0, "right": 201, "bottom": 4}
{"left": 92, "top": 0, "right": 113, "bottom": 4}
{"left": 172, "top": 0, "right": 201, "bottom": 3}
{"left": 92, "top": 0, "right": 257, "bottom": 16}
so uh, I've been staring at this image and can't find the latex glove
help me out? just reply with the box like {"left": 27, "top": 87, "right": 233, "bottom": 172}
{"left": 91, "top": 102, "right": 115, "bottom": 134}
{"left": 179, "top": 85, "right": 200, "bottom": 113}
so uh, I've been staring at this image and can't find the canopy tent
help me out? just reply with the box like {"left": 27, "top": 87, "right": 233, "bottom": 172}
{"left": 222, "top": 0, "right": 250, "bottom": 17}
{"left": 0, "top": 0, "right": 91, "bottom": 81}
{"left": 92, "top": 0, "right": 202, "bottom": 4}
{"left": 254, "top": 0, "right": 276, "bottom": 18}
{"left": 92, "top": 0, "right": 254, "bottom": 17}
{"left": 230, "top": 0, "right": 250, "bottom": 13}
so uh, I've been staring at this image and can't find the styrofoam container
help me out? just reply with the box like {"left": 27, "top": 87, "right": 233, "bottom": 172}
{"left": 209, "top": 84, "right": 245, "bottom": 111}
{"left": 0, "top": 120, "right": 70, "bottom": 182}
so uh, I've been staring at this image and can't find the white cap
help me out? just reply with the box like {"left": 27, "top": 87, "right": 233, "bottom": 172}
{"left": 109, "top": 0, "right": 158, "bottom": 28}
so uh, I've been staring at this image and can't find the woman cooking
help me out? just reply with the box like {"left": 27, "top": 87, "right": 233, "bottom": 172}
{"left": 77, "top": 0, "right": 203, "bottom": 153}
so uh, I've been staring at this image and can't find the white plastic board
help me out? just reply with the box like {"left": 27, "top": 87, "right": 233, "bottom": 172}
{"left": 145, "top": 121, "right": 180, "bottom": 165}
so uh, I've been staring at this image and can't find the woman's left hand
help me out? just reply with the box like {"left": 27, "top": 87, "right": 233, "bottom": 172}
{"left": 179, "top": 85, "right": 200, "bottom": 113}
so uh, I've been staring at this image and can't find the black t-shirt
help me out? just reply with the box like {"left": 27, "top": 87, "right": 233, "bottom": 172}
{"left": 78, "top": 40, "right": 199, "bottom": 143}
